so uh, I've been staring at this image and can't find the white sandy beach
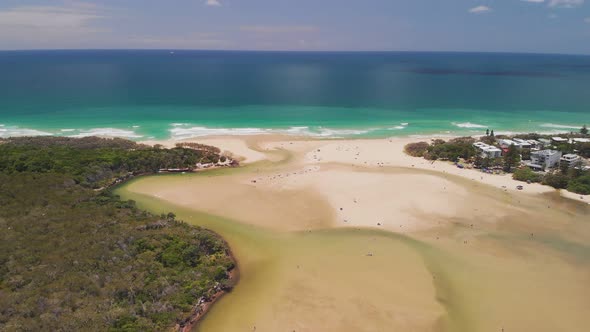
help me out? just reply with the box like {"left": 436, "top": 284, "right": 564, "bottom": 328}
{"left": 123, "top": 134, "right": 590, "bottom": 332}
{"left": 138, "top": 135, "right": 588, "bottom": 234}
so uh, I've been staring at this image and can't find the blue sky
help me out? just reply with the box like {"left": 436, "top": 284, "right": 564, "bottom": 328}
{"left": 0, "top": 0, "right": 589, "bottom": 54}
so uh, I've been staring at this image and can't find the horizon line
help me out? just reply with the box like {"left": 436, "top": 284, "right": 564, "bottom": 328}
{"left": 1, "top": 49, "right": 590, "bottom": 57}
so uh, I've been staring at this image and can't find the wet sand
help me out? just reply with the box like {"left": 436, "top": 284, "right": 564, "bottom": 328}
{"left": 117, "top": 135, "right": 590, "bottom": 332}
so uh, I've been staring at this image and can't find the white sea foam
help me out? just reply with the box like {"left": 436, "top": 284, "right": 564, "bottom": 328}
{"left": 132, "top": 125, "right": 140, "bottom": 128}
{"left": 68, "top": 128, "right": 143, "bottom": 138}
{"left": 60, "top": 129, "right": 76, "bottom": 132}
{"left": 388, "top": 122, "right": 408, "bottom": 130}
{"left": 313, "top": 128, "right": 371, "bottom": 137}
{"left": 277, "top": 126, "right": 367, "bottom": 137}
{"left": 170, "top": 126, "right": 271, "bottom": 139}
{"left": 539, "top": 123, "right": 581, "bottom": 130}
{"left": 280, "top": 126, "right": 316, "bottom": 136}
{"left": 452, "top": 122, "right": 487, "bottom": 129}
{"left": 0, "top": 126, "right": 52, "bottom": 138}
{"left": 169, "top": 125, "right": 377, "bottom": 139}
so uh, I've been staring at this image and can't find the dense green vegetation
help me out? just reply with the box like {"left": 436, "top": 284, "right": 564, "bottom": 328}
{"left": 404, "top": 138, "right": 477, "bottom": 162}
{"left": 512, "top": 167, "right": 543, "bottom": 183}
{"left": 512, "top": 166, "right": 590, "bottom": 195}
{"left": 567, "top": 175, "right": 590, "bottom": 195}
{"left": 403, "top": 135, "right": 590, "bottom": 195}
{"left": 502, "top": 145, "right": 521, "bottom": 172}
{"left": 0, "top": 137, "right": 235, "bottom": 331}
{"left": 0, "top": 137, "right": 223, "bottom": 189}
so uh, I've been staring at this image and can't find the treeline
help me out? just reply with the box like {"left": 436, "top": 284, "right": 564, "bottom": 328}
{"left": 404, "top": 137, "right": 478, "bottom": 162}
{"left": 0, "top": 137, "right": 222, "bottom": 188}
{"left": 405, "top": 138, "right": 521, "bottom": 171}
{"left": 497, "top": 133, "right": 590, "bottom": 158}
{"left": 404, "top": 137, "right": 590, "bottom": 195}
{"left": 0, "top": 137, "right": 235, "bottom": 331}
{"left": 513, "top": 166, "right": 590, "bottom": 194}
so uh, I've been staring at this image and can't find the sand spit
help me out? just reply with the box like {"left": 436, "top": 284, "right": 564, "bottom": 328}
{"left": 118, "top": 135, "right": 590, "bottom": 332}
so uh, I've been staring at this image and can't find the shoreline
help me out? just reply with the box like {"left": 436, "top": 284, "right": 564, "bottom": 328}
{"left": 117, "top": 133, "right": 590, "bottom": 332}
{"left": 140, "top": 134, "right": 589, "bottom": 205}
{"left": 177, "top": 248, "right": 239, "bottom": 332}
{"left": 2, "top": 121, "right": 590, "bottom": 141}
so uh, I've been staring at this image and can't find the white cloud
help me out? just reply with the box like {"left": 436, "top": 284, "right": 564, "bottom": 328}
{"left": 240, "top": 25, "right": 318, "bottom": 33}
{"left": 0, "top": 1, "right": 112, "bottom": 49}
{"left": 585, "top": 17, "right": 590, "bottom": 22}
{"left": 548, "top": 0, "right": 584, "bottom": 7}
{"left": 0, "top": 3, "right": 104, "bottom": 29}
{"left": 469, "top": 6, "right": 492, "bottom": 14}
{"left": 205, "top": 0, "right": 222, "bottom": 6}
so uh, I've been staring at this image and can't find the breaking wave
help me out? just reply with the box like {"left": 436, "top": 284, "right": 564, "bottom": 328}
{"left": 452, "top": 122, "right": 487, "bottom": 129}
{"left": 539, "top": 123, "right": 581, "bottom": 130}
{"left": 67, "top": 128, "right": 143, "bottom": 138}
{"left": 0, "top": 125, "right": 52, "bottom": 138}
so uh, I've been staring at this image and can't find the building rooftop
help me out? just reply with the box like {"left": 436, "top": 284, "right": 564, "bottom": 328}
{"left": 552, "top": 137, "right": 568, "bottom": 142}
{"left": 533, "top": 149, "right": 560, "bottom": 156}
{"left": 561, "top": 154, "right": 580, "bottom": 160}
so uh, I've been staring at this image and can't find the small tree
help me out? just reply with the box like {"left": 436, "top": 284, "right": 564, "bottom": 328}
{"left": 490, "top": 129, "right": 495, "bottom": 138}
{"left": 581, "top": 124, "right": 588, "bottom": 135}
{"left": 513, "top": 167, "right": 542, "bottom": 183}
{"left": 559, "top": 160, "right": 569, "bottom": 175}
{"left": 486, "top": 129, "right": 490, "bottom": 136}
{"left": 503, "top": 144, "right": 520, "bottom": 172}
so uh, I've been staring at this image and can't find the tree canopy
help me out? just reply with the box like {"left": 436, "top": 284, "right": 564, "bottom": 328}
{"left": 0, "top": 137, "right": 235, "bottom": 331}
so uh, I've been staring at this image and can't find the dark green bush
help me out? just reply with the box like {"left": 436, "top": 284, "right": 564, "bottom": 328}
{"left": 513, "top": 167, "right": 542, "bottom": 183}
{"left": 0, "top": 137, "right": 235, "bottom": 331}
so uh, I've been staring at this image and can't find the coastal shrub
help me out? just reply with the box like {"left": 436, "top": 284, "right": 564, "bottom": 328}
{"left": 404, "top": 142, "right": 429, "bottom": 157}
{"left": 543, "top": 173, "right": 569, "bottom": 189}
{"left": 0, "top": 138, "right": 235, "bottom": 331}
{"left": 425, "top": 138, "right": 477, "bottom": 162}
{"left": 479, "top": 135, "right": 496, "bottom": 145}
{"left": 576, "top": 142, "right": 590, "bottom": 158}
{"left": 567, "top": 175, "right": 590, "bottom": 195}
{"left": 0, "top": 137, "right": 223, "bottom": 188}
{"left": 513, "top": 167, "right": 542, "bottom": 183}
{"left": 503, "top": 145, "right": 521, "bottom": 172}
{"left": 513, "top": 133, "right": 542, "bottom": 140}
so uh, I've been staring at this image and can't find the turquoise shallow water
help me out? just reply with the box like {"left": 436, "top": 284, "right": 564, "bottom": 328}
{"left": 1, "top": 50, "right": 589, "bottom": 139}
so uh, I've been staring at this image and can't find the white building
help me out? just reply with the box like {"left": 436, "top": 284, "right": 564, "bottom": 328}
{"left": 473, "top": 142, "right": 502, "bottom": 158}
{"left": 538, "top": 138, "right": 552, "bottom": 147}
{"left": 512, "top": 138, "right": 532, "bottom": 148}
{"left": 527, "top": 150, "right": 562, "bottom": 171}
{"left": 526, "top": 140, "right": 541, "bottom": 149}
{"left": 552, "top": 137, "right": 568, "bottom": 144}
{"left": 498, "top": 139, "right": 517, "bottom": 148}
{"left": 560, "top": 154, "right": 581, "bottom": 169}
{"left": 499, "top": 139, "right": 530, "bottom": 149}
{"left": 572, "top": 138, "right": 590, "bottom": 144}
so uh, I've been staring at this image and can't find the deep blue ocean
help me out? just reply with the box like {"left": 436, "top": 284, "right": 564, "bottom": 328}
{"left": 0, "top": 50, "right": 589, "bottom": 139}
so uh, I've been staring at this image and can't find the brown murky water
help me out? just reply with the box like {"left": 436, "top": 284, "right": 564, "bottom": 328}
{"left": 116, "top": 161, "right": 590, "bottom": 332}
